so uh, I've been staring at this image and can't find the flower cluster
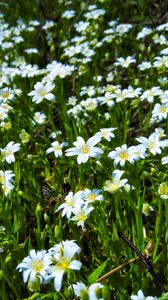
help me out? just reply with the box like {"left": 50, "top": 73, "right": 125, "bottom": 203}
{"left": 17, "top": 240, "right": 81, "bottom": 292}
{"left": 56, "top": 188, "right": 104, "bottom": 228}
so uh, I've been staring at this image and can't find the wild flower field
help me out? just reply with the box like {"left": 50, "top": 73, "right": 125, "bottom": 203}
{"left": 0, "top": 0, "right": 168, "bottom": 299}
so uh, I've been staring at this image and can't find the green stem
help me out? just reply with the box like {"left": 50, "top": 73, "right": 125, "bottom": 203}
{"left": 153, "top": 198, "right": 162, "bottom": 260}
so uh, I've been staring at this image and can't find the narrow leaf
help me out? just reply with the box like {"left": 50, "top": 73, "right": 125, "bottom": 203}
{"left": 87, "top": 260, "right": 108, "bottom": 284}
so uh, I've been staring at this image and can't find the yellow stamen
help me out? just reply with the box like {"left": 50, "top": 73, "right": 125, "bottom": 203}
{"left": 39, "top": 90, "right": 46, "bottom": 97}
{"left": 31, "top": 260, "right": 44, "bottom": 272}
{"left": 119, "top": 150, "right": 128, "bottom": 160}
{"left": 81, "top": 144, "right": 89, "bottom": 154}
{"left": 160, "top": 106, "right": 167, "bottom": 113}
{"left": 2, "top": 92, "right": 10, "bottom": 99}
{"left": 88, "top": 193, "right": 96, "bottom": 201}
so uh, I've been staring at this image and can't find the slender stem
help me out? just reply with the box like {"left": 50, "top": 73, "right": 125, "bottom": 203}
{"left": 117, "top": 230, "right": 165, "bottom": 293}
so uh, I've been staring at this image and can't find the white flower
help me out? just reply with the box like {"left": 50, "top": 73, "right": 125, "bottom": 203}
{"left": 47, "top": 241, "right": 81, "bottom": 291}
{"left": 131, "top": 289, "right": 157, "bottom": 300}
{"left": 140, "top": 87, "right": 162, "bottom": 103}
{"left": 49, "top": 240, "right": 80, "bottom": 256}
{"left": 62, "top": 10, "right": 76, "bottom": 19}
{"left": 154, "top": 56, "right": 168, "bottom": 68}
{"left": 24, "top": 48, "right": 38, "bottom": 54}
{"left": 154, "top": 127, "right": 166, "bottom": 139}
{"left": 45, "top": 61, "right": 75, "bottom": 79}
{"left": 160, "top": 47, "right": 168, "bottom": 55}
{"left": 34, "top": 112, "right": 46, "bottom": 124}
{"left": 151, "top": 103, "right": 168, "bottom": 122}
{"left": 80, "top": 86, "right": 96, "bottom": 97}
{"left": 103, "top": 169, "right": 128, "bottom": 193}
{"left": 0, "top": 170, "right": 15, "bottom": 186}
{"left": 67, "top": 96, "right": 78, "bottom": 106}
{"left": 142, "top": 203, "right": 154, "bottom": 216}
{"left": 0, "top": 87, "right": 14, "bottom": 102}
{"left": 138, "top": 61, "right": 152, "bottom": 71}
{"left": 108, "top": 88, "right": 128, "bottom": 103}
{"left": 125, "top": 86, "right": 142, "bottom": 98}
{"left": 153, "top": 34, "right": 167, "bottom": 45}
{"left": 16, "top": 249, "right": 51, "bottom": 284}
{"left": 158, "top": 182, "right": 168, "bottom": 199}
{"left": 56, "top": 191, "right": 84, "bottom": 219}
{"left": 97, "top": 92, "right": 115, "bottom": 107}
{"left": 136, "top": 133, "right": 167, "bottom": 155}
{"left": 95, "top": 128, "right": 117, "bottom": 141}
{"left": 42, "top": 20, "right": 55, "bottom": 30}
{"left": 2, "top": 182, "right": 14, "bottom": 195}
{"left": 114, "top": 56, "right": 136, "bottom": 68}
{"left": 28, "top": 81, "right": 55, "bottom": 104}
{"left": 108, "top": 144, "right": 137, "bottom": 167}
{"left": 115, "top": 23, "right": 133, "bottom": 35}
{"left": 129, "top": 145, "right": 147, "bottom": 160}
{"left": 46, "top": 141, "right": 67, "bottom": 158}
{"left": 65, "top": 136, "right": 103, "bottom": 164}
{"left": 73, "top": 281, "right": 104, "bottom": 300}
{"left": 74, "top": 21, "right": 90, "bottom": 33}
{"left": 71, "top": 204, "right": 94, "bottom": 228}
{"left": 83, "top": 188, "right": 104, "bottom": 203}
{"left": 136, "top": 27, "right": 152, "bottom": 39}
{"left": 162, "top": 156, "right": 168, "bottom": 165}
{"left": 1, "top": 141, "right": 21, "bottom": 164}
{"left": 84, "top": 9, "right": 105, "bottom": 19}
{"left": 124, "top": 183, "right": 135, "bottom": 193}
{"left": 89, "top": 283, "right": 104, "bottom": 300}
{"left": 106, "top": 72, "right": 114, "bottom": 82}
{"left": 73, "top": 281, "right": 88, "bottom": 298}
{"left": 83, "top": 98, "right": 98, "bottom": 111}
{"left": 0, "top": 75, "right": 9, "bottom": 87}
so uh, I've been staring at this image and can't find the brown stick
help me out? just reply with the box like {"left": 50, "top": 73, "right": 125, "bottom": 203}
{"left": 97, "top": 257, "right": 138, "bottom": 282}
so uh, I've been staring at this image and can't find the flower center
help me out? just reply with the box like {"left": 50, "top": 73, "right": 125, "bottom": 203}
{"left": 5, "top": 149, "right": 13, "bottom": 156}
{"left": 111, "top": 182, "right": 119, "bottom": 191}
{"left": 81, "top": 144, "right": 89, "bottom": 154}
{"left": 66, "top": 196, "right": 74, "bottom": 206}
{"left": 54, "top": 145, "right": 61, "bottom": 151}
{"left": 31, "top": 260, "right": 44, "bottom": 272}
{"left": 148, "top": 140, "right": 156, "bottom": 150}
{"left": 2, "top": 92, "right": 10, "bottom": 99}
{"left": 149, "top": 91, "right": 154, "bottom": 97}
{"left": 39, "top": 89, "right": 46, "bottom": 97}
{"left": 88, "top": 193, "right": 96, "bottom": 201}
{"left": 0, "top": 175, "right": 3, "bottom": 184}
{"left": 104, "top": 180, "right": 119, "bottom": 193}
{"left": 57, "top": 258, "right": 70, "bottom": 270}
{"left": 160, "top": 106, "right": 167, "bottom": 113}
{"left": 119, "top": 150, "right": 128, "bottom": 160}
{"left": 101, "top": 129, "right": 108, "bottom": 137}
{"left": 159, "top": 183, "right": 168, "bottom": 196}
{"left": 79, "top": 213, "right": 86, "bottom": 221}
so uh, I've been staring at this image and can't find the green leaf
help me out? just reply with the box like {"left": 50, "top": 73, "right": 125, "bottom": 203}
{"left": 158, "top": 293, "right": 168, "bottom": 300}
{"left": 87, "top": 259, "right": 108, "bottom": 284}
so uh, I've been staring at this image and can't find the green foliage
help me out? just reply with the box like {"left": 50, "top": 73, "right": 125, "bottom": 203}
{"left": 87, "top": 259, "right": 108, "bottom": 284}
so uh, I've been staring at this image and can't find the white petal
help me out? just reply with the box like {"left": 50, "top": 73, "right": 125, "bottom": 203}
{"left": 87, "top": 135, "right": 101, "bottom": 147}
{"left": 77, "top": 153, "right": 89, "bottom": 164}
{"left": 53, "top": 270, "right": 64, "bottom": 291}
{"left": 45, "top": 93, "right": 55, "bottom": 101}
{"left": 23, "top": 269, "right": 31, "bottom": 283}
{"left": 69, "top": 260, "right": 82, "bottom": 270}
